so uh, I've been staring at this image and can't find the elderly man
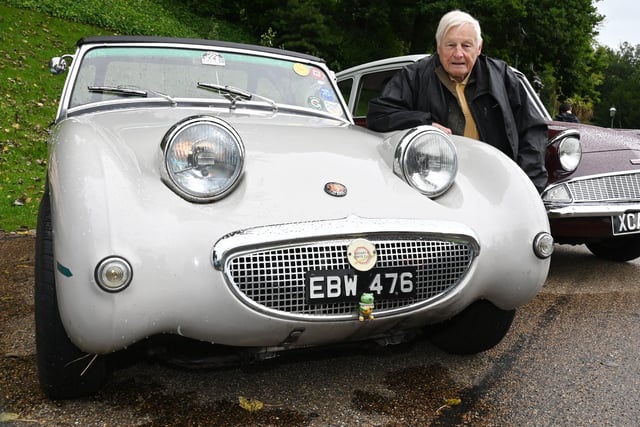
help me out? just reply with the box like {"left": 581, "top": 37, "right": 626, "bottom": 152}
{"left": 367, "top": 10, "right": 548, "bottom": 193}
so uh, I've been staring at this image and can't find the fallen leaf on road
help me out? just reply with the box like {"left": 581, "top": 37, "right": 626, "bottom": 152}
{"left": 239, "top": 396, "right": 264, "bottom": 412}
{"left": 435, "top": 397, "right": 462, "bottom": 415}
{"left": 0, "top": 412, "right": 20, "bottom": 422}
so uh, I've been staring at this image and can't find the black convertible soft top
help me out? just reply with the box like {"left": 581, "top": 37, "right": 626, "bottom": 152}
{"left": 77, "top": 35, "right": 325, "bottom": 63}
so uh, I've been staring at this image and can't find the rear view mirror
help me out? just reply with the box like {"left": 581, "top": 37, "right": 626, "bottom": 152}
{"left": 49, "top": 54, "right": 74, "bottom": 75}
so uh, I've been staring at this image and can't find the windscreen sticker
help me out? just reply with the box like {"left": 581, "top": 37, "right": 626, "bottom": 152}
{"left": 324, "top": 101, "right": 343, "bottom": 116}
{"left": 308, "top": 96, "right": 323, "bottom": 110}
{"left": 202, "top": 52, "right": 226, "bottom": 66}
{"left": 319, "top": 86, "right": 336, "bottom": 102}
{"left": 293, "top": 63, "right": 310, "bottom": 76}
{"left": 310, "top": 67, "right": 325, "bottom": 81}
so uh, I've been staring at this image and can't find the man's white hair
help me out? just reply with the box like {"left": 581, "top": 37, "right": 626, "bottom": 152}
{"left": 435, "top": 10, "right": 483, "bottom": 46}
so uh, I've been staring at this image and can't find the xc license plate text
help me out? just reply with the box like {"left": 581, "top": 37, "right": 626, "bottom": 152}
{"left": 305, "top": 267, "right": 417, "bottom": 304}
{"left": 612, "top": 211, "right": 640, "bottom": 235}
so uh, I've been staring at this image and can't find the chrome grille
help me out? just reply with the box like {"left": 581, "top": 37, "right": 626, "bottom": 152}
{"left": 225, "top": 237, "right": 474, "bottom": 318}
{"left": 568, "top": 172, "right": 640, "bottom": 202}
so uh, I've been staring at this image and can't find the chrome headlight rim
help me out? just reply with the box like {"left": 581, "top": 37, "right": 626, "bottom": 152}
{"left": 394, "top": 126, "right": 458, "bottom": 198}
{"left": 161, "top": 115, "right": 245, "bottom": 203}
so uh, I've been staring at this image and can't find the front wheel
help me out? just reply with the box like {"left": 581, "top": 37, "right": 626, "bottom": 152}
{"left": 35, "top": 188, "right": 108, "bottom": 399}
{"left": 586, "top": 235, "right": 640, "bottom": 262}
{"left": 427, "top": 300, "right": 515, "bottom": 355}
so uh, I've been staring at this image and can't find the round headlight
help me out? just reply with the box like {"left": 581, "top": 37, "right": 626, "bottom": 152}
{"left": 162, "top": 116, "right": 244, "bottom": 202}
{"left": 394, "top": 126, "right": 458, "bottom": 198}
{"left": 558, "top": 135, "right": 581, "bottom": 172}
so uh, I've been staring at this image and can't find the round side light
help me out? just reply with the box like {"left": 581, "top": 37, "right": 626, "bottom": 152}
{"left": 533, "top": 232, "right": 554, "bottom": 259}
{"left": 95, "top": 256, "right": 133, "bottom": 292}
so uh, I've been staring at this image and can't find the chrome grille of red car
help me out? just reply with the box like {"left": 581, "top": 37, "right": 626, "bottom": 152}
{"left": 225, "top": 238, "right": 475, "bottom": 318}
{"left": 568, "top": 171, "right": 640, "bottom": 202}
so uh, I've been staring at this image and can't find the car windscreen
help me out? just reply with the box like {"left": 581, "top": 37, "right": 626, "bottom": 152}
{"left": 68, "top": 46, "right": 345, "bottom": 118}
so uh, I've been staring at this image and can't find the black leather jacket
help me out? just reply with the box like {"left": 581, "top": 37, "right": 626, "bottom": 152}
{"left": 367, "top": 54, "right": 548, "bottom": 193}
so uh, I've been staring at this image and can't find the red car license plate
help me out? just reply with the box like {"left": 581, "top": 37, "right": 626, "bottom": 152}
{"left": 305, "top": 267, "right": 417, "bottom": 304}
{"left": 612, "top": 211, "right": 640, "bottom": 235}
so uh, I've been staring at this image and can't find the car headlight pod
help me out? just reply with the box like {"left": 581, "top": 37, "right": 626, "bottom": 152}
{"left": 162, "top": 116, "right": 245, "bottom": 202}
{"left": 549, "top": 129, "right": 581, "bottom": 173}
{"left": 394, "top": 126, "right": 458, "bottom": 198}
{"left": 558, "top": 134, "right": 581, "bottom": 172}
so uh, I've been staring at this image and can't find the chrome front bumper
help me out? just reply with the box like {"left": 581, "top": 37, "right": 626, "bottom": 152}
{"left": 546, "top": 202, "right": 640, "bottom": 218}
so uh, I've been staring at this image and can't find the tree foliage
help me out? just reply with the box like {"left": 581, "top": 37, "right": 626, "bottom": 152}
{"left": 594, "top": 43, "right": 640, "bottom": 128}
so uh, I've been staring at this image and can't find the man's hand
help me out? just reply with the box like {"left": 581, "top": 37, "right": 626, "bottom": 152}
{"left": 432, "top": 122, "right": 452, "bottom": 135}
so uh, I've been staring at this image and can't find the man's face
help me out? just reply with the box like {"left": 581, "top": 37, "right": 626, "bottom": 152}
{"left": 437, "top": 24, "right": 482, "bottom": 82}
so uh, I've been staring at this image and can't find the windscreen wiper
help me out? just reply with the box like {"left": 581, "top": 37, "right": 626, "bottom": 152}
{"left": 197, "top": 82, "right": 277, "bottom": 112}
{"left": 88, "top": 85, "right": 177, "bottom": 106}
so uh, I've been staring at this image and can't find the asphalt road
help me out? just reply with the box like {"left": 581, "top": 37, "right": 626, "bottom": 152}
{"left": 1, "top": 235, "right": 639, "bottom": 426}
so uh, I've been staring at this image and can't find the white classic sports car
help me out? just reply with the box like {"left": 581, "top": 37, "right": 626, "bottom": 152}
{"left": 36, "top": 36, "right": 553, "bottom": 399}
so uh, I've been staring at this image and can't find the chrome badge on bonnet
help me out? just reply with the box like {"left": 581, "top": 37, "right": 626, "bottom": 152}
{"left": 324, "top": 182, "right": 347, "bottom": 197}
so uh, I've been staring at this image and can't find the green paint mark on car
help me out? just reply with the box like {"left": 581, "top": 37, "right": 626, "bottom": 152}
{"left": 57, "top": 261, "right": 73, "bottom": 277}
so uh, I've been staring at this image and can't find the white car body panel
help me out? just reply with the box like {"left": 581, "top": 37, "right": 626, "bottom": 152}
{"left": 48, "top": 106, "right": 549, "bottom": 353}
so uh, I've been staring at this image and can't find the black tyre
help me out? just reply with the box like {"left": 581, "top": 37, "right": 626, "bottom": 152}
{"left": 427, "top": 300, "right": 515, "bottom": 355}
{"left": 35, "top": 188, "right": 107, "bottom": 399}
{"left": 586, "top": 236, "right": 640, "bottom": 262}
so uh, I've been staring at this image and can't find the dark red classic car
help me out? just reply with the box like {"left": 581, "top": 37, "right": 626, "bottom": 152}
{"left": 337, "top": 55, "right": 640, "bottom": 261}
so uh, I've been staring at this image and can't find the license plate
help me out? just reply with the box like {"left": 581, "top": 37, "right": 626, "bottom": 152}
{"left": 612, "top": 211, "right": 640, "bottom": 235}
{"left": 305, "top": 267, "right": 417, "bottom": 304}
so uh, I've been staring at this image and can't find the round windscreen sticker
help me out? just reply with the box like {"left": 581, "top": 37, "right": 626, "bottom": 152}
{"left": 308, "top": 96, "right": 323, "bottom": 110}
{"left": 324, "top": 101, "right": 343, "bottom": 116}
{"left": 319, "top": 86, "right": 335, "bottom": 101}
{"left": 293, "top": 63, "right": 310, "bottom": 76}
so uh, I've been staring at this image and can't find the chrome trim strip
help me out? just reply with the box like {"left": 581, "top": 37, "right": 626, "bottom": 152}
{"left": 213, "top": 215, "right": 480, "bottom": 269}
{"left": 546, "top": 169, "right": 640, "bottom": 187}
{"left": 547, "top": 128, "right": 580, "bottom": 147}
{"left": 546, "top": 203, "right": 640, "bottom": 218}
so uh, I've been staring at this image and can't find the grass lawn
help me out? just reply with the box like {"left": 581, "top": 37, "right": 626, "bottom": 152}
{"left": 0, "top": 5, "right": 110, "bottom": 231}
